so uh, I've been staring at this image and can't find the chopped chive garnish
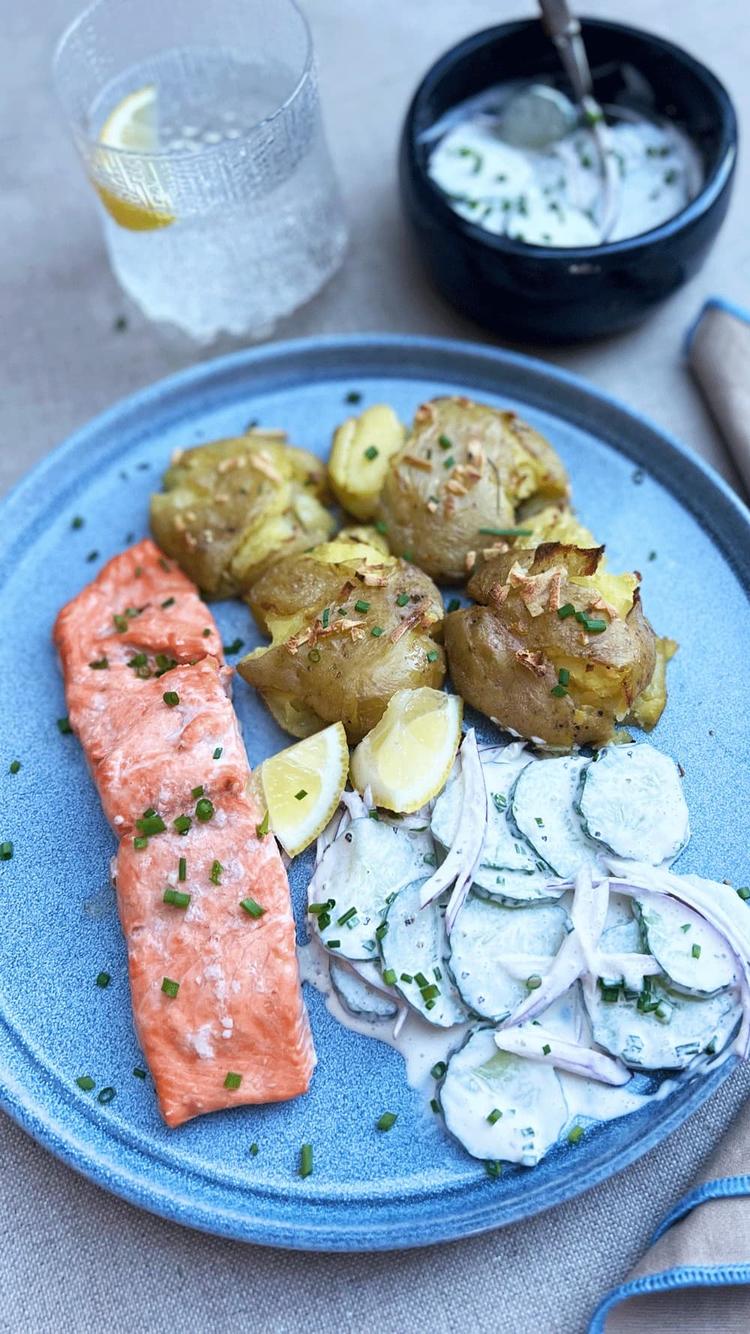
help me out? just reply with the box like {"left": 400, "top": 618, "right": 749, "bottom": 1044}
{"left": 692, "top": 943, "right": 702, "bottom": 959}
{"left": 567, "top": 1124, "right": 584, "bottom": 1145}
{"left": 57, "top": 716, "right": 72, "bottom": 734}
{"left": 133, "top": 835, "right": 148, "bottom": 850}
{"left": 396, "top": 592, "right": 409, "bottom": 607}
{"left": 327, "top": 939, "right": 341, "bottom": 949}
{"left": 337, "top": 906, "right": 357, "bottom": 926}
{"left": 447, "top": 598, "right": 460, "bottom": 613}
{"left": 210, "top": 860, "right": 223, "bottom": 884}
{"left": 557, "top": 603, "right": 576, "bottom": 620}
{"left": 222, "top": 638, "right": 245, "bottom": 655}
{"left": 71, "top": 515, "right": 84, "bottom": 529}
{"left": 321, "top": 607, "right": 330, "bottom": 628}
{"left": 191, "top": 785, "right": 204, "bottom": 799}
{"left": 173, "top": 814, "right": 192, "bottom": 835}
{"left": 97, "top": 1086, "right": 116, "bottom": 1105}
{"left": 426, "top": 649, "right": 439, "bottom": 662}
{"left": 95, "top": 971, "right": 111, "bottom": 988}
{"left": 375, "top": 922, "right": 389, "bottom": 941}
{"left": 485, "top": 1161, "right": 502, "bottom": 1179}
{"left": 737, "top": 887, "right": 750, "bottom": 901}
{"left": 133, "top": 1067, "right": 147, "bottom": 1080}
{"left": 161, "top": 597, "right": 175, "bottom": 608}
{"left": 224, "top": 1071, "right": 242, "bottom": 1090}
{"left": 292, "top": 789, "right": 309, "bottom": 804}
{"left": 1, "top": 841, "right": 14, "bottom": 860}
{"left": 249, "top": 1142, "right": 259, "bottom": 1156}
{"left": 364, "top": 445, "right": 378, "bottom": 461}
{"left": 584, "top": 617, "right": 607, "bottom": 633}
{"left": 558, "top": 668, "right": 570, "bottom": 686}
{"left": 434, "top": 966, "right": 443, "bottom": 981}
{"left": 178, "top": 856, "right": 187, "bottom": 882}
{"left": 478, "top": 527, "right": 533, "bottom": 537}
{"left": 414, "top": 972, "right": 429, "bottom": 988}
{"left": 161, "top": 977, "right": 180, "bottom": 998}
{"left": 371, "top": 625, "right": 384, "bottom": 637}
{"left": 375, "top": 520, "right": 387, "bottom": 535}
{"left": 420, "top": 984, "right": 440, "bottom": 1001}
{"left": 424, "top": 999, "right": 436, "bottom": 1011}
{"left": 256, "top": 810, "right": 270, "bottom": 837}
{"left": 85, "top": 550, "right": 99, "bottom": 562}
{"left": 317, "top": 914, "right": 332, "bottom": 930}
{"left": 443, "top": 455, "right": 455, "bottom": 469}
{"left": 431, "top": 1061, "right": 447, "bottom": 1080}
{"left": 163, "top": 691, "right": 180, "bottom": 708}
{"left": 430, "top": 1098, "right": 440, "bottom": 1114}
{"left": 486, "top": 1108, "right": 502, "bottom": 1124}
{"left": 89, "top": 656, "right": 109, "bottom": 670}
{"left": 542, "top": 1043, "right": 551, "bottom": 1056}
{"left": 376, "top": 1112, "right": 397, "bottom": 1132}
{"left": 382, "top": 968, "right": 397, "bottom": 985}
{"left": 76, "top": 1075, "right": 95, "bottom": 1092}
{"left": 526, "top": 975, "right": 542, "bottom": 991}
{"left": 308, "top": 903, "right": 328, "bottom": 916}
{"left": 202, "top": 627, "right": 212, "bottom": 637}
{"left": 354, "top": 599, "right": 370, "bottom": 613}
{"left": 9, "top": 760, "right": 20, "bottom": 774}
{"left": 240, "top": 898, "right": 265, "bottom": 919}
{"left": 213, "top": 746, "right": 223, "bottom": 760}
{"left": 163, "top": 888, "right": 191, "bottom": 908}
{"left": 551, "top": 683, "right": 567, "bottom": 698}
{"left": 299, "top": 1143, "right": 314, "bottom": 1177}
{"left": 345, "top": 390, "right": 362, "bottom": 403}
{"left": 438, "top": 434, "right": 452, "bottom": 449}
{"left": 136, "top": 813, "right": 166, "bottom": 836}
{"left": 195, "top": 798, "right": 214, "bottom": 822}
{"left": 680, "top": 923, "right": 691, "bottom": 933}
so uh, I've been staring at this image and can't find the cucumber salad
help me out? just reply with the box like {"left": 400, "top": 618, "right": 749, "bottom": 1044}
{"left": 304, "top": 736, "right": 750, "bottom": 1171}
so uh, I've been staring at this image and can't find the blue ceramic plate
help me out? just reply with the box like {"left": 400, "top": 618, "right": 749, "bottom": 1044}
{"left": 1, "top": 335, "right": 749, "bottom": 1251}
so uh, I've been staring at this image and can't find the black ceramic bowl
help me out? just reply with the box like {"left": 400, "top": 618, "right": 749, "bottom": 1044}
{"left": 399, "top": 18, "right": 738, "bottom": 342}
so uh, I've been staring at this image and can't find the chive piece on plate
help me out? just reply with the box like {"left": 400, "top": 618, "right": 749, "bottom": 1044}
{"left": 210, "top": 860, "right": 222, "bottom": 885}
{"left": 173, "top": 814, "right": 192, "bottom": 835}
{"left": 224, "top": 1072, "right": 242, "bottom": 1090}
{"left": 178, "top": 856, "right": 187, "bottom": 882}
{"left": 299, "top": 1143, "right": 314, "bottom": 1177}
{"left": 97, "top": 1087, "right": 116, "bottom": 1105}
{"left": 195, "top": 798, "right": 214, "bottom": 822}
{"left": 213, "top": 746, "right": 223, "bottom": 760}
{"left": 163, "top": 691, "right": 180, "bottom": 708}
{"left": 161, "top": 977, "right": 180, "bottom": 998}
{"left": 240, "top": 898, "right": 265, "bottom": 919}
{"left": 57, "top": 716, "right": 72, "bottom": 734}
{"left": 95, "top": 971, "right": 111, "bottom": 988}
{"left": 376, "top": 1111, "right": 397, "bottom": 1132}
{"left": 163, "top": 888, "right": 191, "bottom": 909}
{"left": 76, "top": 1075, "right": 95, "bottom": 1092}
{"left": 486, "top": 1108, "right": 502, "bottom": 1125}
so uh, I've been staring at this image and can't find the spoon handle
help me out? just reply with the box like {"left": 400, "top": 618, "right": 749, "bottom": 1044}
{"left": 538, "top": 0, "right": 593, "bottom": 103}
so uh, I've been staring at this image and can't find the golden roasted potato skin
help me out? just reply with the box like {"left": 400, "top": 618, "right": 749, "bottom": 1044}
{"left": 445, "top": 545, "right": 658, "bottom": 749}
{"left": 240, "top": 551, "right": 445, "bottom": 743}
{"left": 376, "top": 397, "right": 569, "bottom": 583}
{"left": 150, "top": 433, "right": 333, "bottom": 597}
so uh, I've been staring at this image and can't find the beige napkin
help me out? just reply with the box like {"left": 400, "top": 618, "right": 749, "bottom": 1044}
{"left": 687, "top": 300, "right": 750, "bottom": 496}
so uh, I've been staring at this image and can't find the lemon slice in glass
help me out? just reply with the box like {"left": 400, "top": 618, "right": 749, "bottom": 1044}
{"left": 350, "top": 687, "right": 463, "bottom": 813}
{"left": 95, "top": 85, "right": 174, "bottom": 231}
{"left": 259, "top": 722, "right": 349, "bottom": 856}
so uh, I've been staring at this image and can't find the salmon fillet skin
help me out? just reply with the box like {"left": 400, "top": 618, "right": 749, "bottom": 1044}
{"left": 53, "top": 539, "right": 315, "bottom": 1126}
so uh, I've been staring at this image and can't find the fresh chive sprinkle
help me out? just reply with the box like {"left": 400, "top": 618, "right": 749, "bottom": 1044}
{"left": 163, "top": 888, "right": 191, "bottom": 908}
{"left": 376, "top": 1112, "right": 397, "bottom": 1132}
{"left": 9, "top": 760, "right": 20, "bottom": 774}
{"left": 57, "top": 716, "right": 72, "bottom": 734}
{"left": 224, "top": 1071, "right": 242, "bottom": 1090}
{"left": 551, "top": 683, "right": 567, "bottom": 698}
{"left": 1, "top": 841, "right": 14, "bottom": 861}
{"left": 213, "top": 746, "right": 223, "bottom": 760}
{"left": 321, "top": 607, "right": 330, "bottom": 628}
{"left": 327, "top": 939, "right": 341, "bottom": 949}
{"left": 190, "top": 785, "right": 204, "bottom": 799}
{"left": 584, "top": 617, "right": 607, "bottom": 633}
{"left": 161, "top": 977, "right": 180, "bottom": 998}
{"left": 680, "top": 923, "right": 691, "bottom": 933}
{"left": 136, "top": 813, "right": 166, "bottom": 836}
{"left": 178, "top": 856, "right": 187, "bottom": 882}
{"left": 345, "top": 390, "right": 362, "bottom": 403}
{"left": 257, "top": 810, "right": 270, "bottom": 837}
{"left": 737, "top": 887, "right": 750, "bottom": 901}
{"left": 71, "top": 515, "right": 84, "bottom": 529}
{"left": 299, "top": 1143, "right": 314, "bottom": 1177}
{"left": 133, "top": 835, "right": 148, "bottom": 850}
{"left": 133, "top": 1067, "right": 147, "bottom": 1080}
{"left": 240, "top": 898, "right": 265, "bottom": 919}
{"left": 426, "top": 649, "right": 439, "bottom": 663}
{"left": 202, "top": 627, "right": 212, "bottom": 637}
{"left": 173, "top": 814, "right": 192, "bottom": 835}
{"left": 414, "top": 971, "right": 429, "bottom": 988}
{"left": 692, "top": 943, "right": 702, "bottom": 959}
{"left": 195, "top": 798, "right": 214, "bottom": 822}
{"left": 89, "top": 656, "right": 109, "bottom": 670}
{"left": 485, "top": 1161, "right": 502, "bottom": 1179}
{"left": 434, "top": 966, "right": 443, "bottom": 981}
{"left": 371, "top": 625, "right": 384, "bottom": 637}
{"left": 424, "top": 999, "right": 436, "bottom": 1011}
{"left": 443, "top": 455, "right": 455, "bottom": 469}
{"left": 354, "top": 599, "right": 370, "bottom": 613}
{"left": 308, "top": 903, "right": 328, "bottom": 916}
{"left": 447, "top": 598, "right": 460, "bottom": 613}
{"left": 163, "top": 690, "right": 180, "bottom": 707}
{"left": 210, "top": 860, "right": 222, "bottom": 885}
{"left": 486, "top": 1108, "right": 503, "bottom": 1125}
{"left": 557, "top": 603, "right": 576, "bottom": 620}
{"left": 438, "top": 434, "right": 452, "bottom": 449}
{"left": 396, "top": 592, "right": 409, "bottom": 607}
{"left": 337, "top": 906, "right": 357, "bottom": 926}
{"left": 375, "top": 922, "right": 388, "bottom": 941}
{"left": 97, "top": 1087, "right": 116, "bottom": 1105}
{"left": 431, "top": 1061, "right": 447, "bottom": 1080}
{"left": 542, "top": 1043, "right": 551, "bottom": 1056}
{"left": 95, "top": 971, "right": 111, "bottom": 988}
{"left": 526, "top": 975, "right": 542, "bottom": 991}
{"left": 223, "top": 638, "right": 245, "bottom": 655}
{"left": 249, "top": 1142, "right": 259, "bottom": 1156}
{"left": 558, "top": 668, "right": 570, "bottom": 686}
{"left": 161, "top": 597, "right": 175, "bottom": 608}
{"left": 430, "top": 1098, "right": 440, "bottom": 1114}
{"left": 382, "top": 968, "right": 397, "bottom": 986}
{"left": 76, "top": 1075, "right": 95, "bottom": 1092}
{"left": 85, "top": 550, "right": 99, "bottom": 562}
{"left": 364, "top": 445, "right": 378, "bottom": 461}
{"left": 567, "top": 1125, "right": 584, "bottom": 1145}
{"left": 420, "top": 983, "right": 440, "bottom": 1001}
{"left": 478, "top": 527, "right": 533, "bottom": 537}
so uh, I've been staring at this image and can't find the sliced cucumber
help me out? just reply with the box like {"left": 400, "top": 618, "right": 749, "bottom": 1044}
{"left": 381, "top": 880, "right": 468, "bottom": 1027}
{"left": 308, "top": 818, "right": 433, "bottom": 960}
{"left": 449, "top": 895, "right": 569, "bottom": 1021}
{"left": 635, "top": 896, "right": 736, "bottom": 997}
{"left": 578, "top": 744, "right": 690, "bottom": 864}
{"left": 329, "top": 958, "right": 400, "bottom": 1020}
{"left": 433, "top": 752, "right": 539, "bottom": 877}
{"left": 511, "top": 755, "right": 602, "bottom": 879}
{"left": 440, "top": 1027, "right": 568, "bottom": 1165}
{"left": 584, "top": 977, "right": 741, "bottom": 1070}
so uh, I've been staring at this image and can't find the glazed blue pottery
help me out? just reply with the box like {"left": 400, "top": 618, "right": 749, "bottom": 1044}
{"left": 399, "top": 19, "right": 738, "bottom": 342}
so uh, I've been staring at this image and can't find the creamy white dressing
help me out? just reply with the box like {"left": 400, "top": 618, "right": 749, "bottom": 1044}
{"left": 426, "top": 84, "right": 702, "bottom": 248}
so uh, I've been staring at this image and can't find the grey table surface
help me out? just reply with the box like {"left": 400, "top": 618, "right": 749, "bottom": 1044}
{"left": 1, "top": 1, "right": 749, "bottom": 1331}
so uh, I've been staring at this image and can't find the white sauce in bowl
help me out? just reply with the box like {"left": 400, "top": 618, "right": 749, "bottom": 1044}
{"left": 426, "top": 85, "right": 703, "bottom": 247}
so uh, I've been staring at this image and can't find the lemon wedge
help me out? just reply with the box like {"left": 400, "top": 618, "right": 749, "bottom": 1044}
{"left": 95, "top": 85, "right": 174, "bottom": 231}
{"left": 350, "top": 687, "right": 462, "bottom": 813}
{"left": 259, "top": 722, "right": 349, "bottom": 856}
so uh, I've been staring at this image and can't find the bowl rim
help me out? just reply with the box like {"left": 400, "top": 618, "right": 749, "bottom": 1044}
{"left": 401, "top": 15, "right": 738, "bottom": 261}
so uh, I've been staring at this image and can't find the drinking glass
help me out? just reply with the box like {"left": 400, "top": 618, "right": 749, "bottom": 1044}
{"left": 54, "top": 0, "right": 348, "bottom": 342}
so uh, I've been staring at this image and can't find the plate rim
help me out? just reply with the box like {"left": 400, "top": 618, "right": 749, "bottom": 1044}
{"left": 1, "top": 332, "right": 749, "bottom": 1251}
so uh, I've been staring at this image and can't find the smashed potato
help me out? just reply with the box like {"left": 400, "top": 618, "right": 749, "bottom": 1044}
{"left": 445, "top": 543, "right": 667, "bottom": 749}
{"left": 328, "top": 405, "right": 406, "bottom": 520}
{"left": 150, "top": 431, "right": 334, "bottom": 597}
{"left": 374, "top": 397, "right": 570, "bottom": 583}
{"left": 240, "top": 538, "right": 445, "bottom": 742}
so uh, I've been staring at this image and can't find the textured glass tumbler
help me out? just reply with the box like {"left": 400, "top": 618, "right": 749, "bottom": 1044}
{"left": 54, "top": 0, "right": 348, "bottom": 342}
